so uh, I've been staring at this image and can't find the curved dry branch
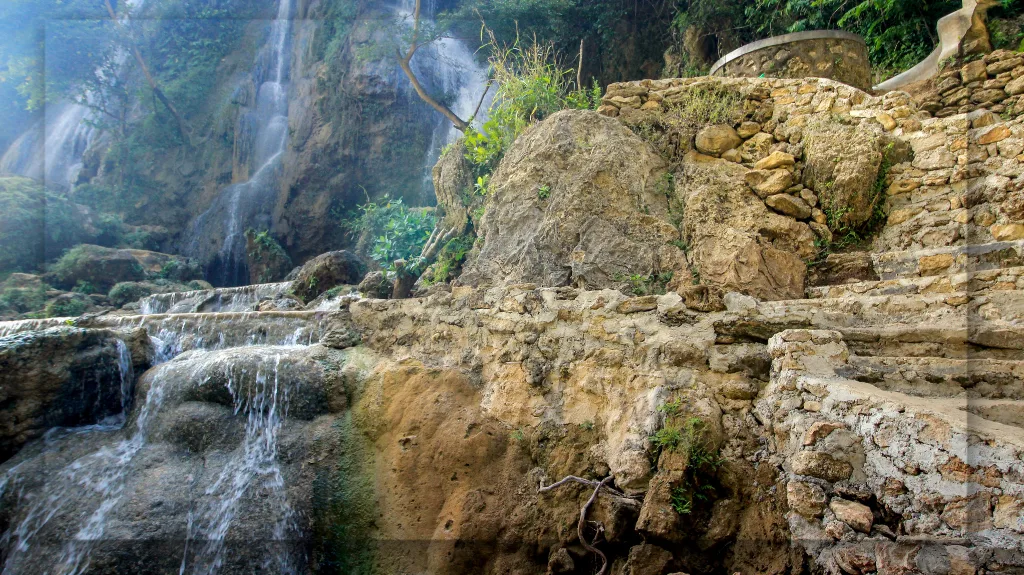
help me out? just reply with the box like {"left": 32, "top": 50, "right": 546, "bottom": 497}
{"left": 538, "top": 475, "right": 620, "bottom": 575}
{"left": 396, "top": 0, "right": 470, "bottom": 132}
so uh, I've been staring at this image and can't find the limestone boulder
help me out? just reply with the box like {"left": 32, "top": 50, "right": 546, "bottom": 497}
{"left": 678, "top": 152, "right": 815, "bottom": 301}
{"left": 45, "top": 244, "right": 202, "bottom": 292}
{"left": 460, "top": 110, "right": 683, "bottom": 289}
{"left": 289, "top": 250, "right": 366, "bottom": 303}
{"left": 696, "top": 124, "right": 742, "bottom": 156}
{"left": 802, "top": 122, "right": 903, "bottom": 229}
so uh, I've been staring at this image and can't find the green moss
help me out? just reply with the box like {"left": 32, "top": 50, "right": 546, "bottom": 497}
{"left": 423, "top": 235, "right": 474, "bottom": 286}
{"left": 0, "top": 285, "right": 48, "bottom": 317}
{"left": 311, "top": 412, "right": 379, "bottom": 574}
{"left": 44, "top": 296, "right": 88, "bottom": 318}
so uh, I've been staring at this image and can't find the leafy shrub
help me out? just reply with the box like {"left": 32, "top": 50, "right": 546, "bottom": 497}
{"left": 423, "top": 235, "right": 475, "bottom": 286}
{"left": 348, "top": 197, "right": 436, "bottom": 272}
{"left": 0, "top": 177, "right": 83, "bottom": 274}
{"left": 245, "top": 229, "right": 293, "bottom": 283}
{"left": 464, "top": 37, "right": 601, "bottom": 174}
{"left": 0, "top": 285, "right": 48, "bottom": 317}
{"left": 650, "top": 405, "right": 723, "bottom": 516}
{"left": 107, "top": 282, "right": 154, "bottom": 307}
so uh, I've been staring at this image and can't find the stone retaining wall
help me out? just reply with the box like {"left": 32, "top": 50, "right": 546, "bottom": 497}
{"left": 916, "top": 50, "right": 1024, "bottom": 118}
{"left": 710, "top": 31, "right": 871, "bottom": 91}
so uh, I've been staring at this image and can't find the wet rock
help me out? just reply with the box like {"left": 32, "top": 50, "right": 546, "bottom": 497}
{"left": 244, "top": 229, "right": 293, "bottom": 284}
{"left": 289, "top": 250, "right": 366, "bottom": 303}
{"left": 0, "top": 327, "right": 146, "bottom": 462}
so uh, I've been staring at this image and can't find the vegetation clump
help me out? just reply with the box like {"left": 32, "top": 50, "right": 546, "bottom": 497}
{"left": 463, "top": 37, "right": 602, "bottom": 175}
{"left": 651, "top": 400, "right": 724, "bottom": 516}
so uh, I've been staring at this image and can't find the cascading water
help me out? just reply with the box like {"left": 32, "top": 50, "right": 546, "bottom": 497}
{"left": 180, "top": 355, "right": 296, "bottom": 575}
{"left": 185, "top": 0, "right": 294, "bottom": 287}
{"left": 0, "top": 0, "right": 146, "bottom": 190}
{"left": 0, "top": 103, "right": 96, "bottom": 190}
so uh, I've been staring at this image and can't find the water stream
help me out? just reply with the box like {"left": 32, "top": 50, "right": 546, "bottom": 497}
{"left": 185, "top": 0, "right": 294, "bottom": 287}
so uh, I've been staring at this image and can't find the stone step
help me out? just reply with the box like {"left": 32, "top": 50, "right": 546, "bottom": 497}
{"left": 840, "top": 355, "right": 1024, "bottom": 399}
{"left": 871, "top": 240, "right": 1024, "bottom": 281}
{"left": 717, "top": 291, "right": 1024, "bottom": 359}
{"left": 806, "top": 265, "right": 1024, "bottom": 299}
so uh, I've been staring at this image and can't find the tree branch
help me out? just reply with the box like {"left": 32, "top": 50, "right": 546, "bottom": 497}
{"left": 104, "top": 0, "right": 191, "bottom": 145}
{"left": 396, "top": 0, "right": 470, "bottom": 132}
{"left": 539, "top": 475, "right": 618, "bottom": 575}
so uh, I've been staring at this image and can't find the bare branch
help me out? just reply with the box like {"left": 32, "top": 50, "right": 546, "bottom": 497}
{"left": 396, "top": 0, "right": 470, "bottom": 132}
{"left": 540, "top": 475, "right": 618, "bottom": 575}
{"left": 103, "top": 0, "right": 191, "bottom": 145}
{"left": 468, "top": 81, "right": 492, "bottom": 126}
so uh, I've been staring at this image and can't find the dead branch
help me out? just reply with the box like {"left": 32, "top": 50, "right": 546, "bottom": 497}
{"left": 539, "top": 475, "right": 618, "bottom": 575}
{"left": 396, "top": 0, "right": 470, "bottom": 132}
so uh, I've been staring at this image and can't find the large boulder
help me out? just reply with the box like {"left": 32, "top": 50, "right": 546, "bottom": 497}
{"left": 289, "top": 250, "right": 366, "bottom": 303}
{"left": 0, "top": 327, "right": 150, "bottom": 462}
{"left": 678, "top": 152, "right": 816, "bottom": 300}
{"left": 801, "top": 121, "right": 901, "bottom": 229}
{"left": 460, "top": 109, "right": 683, "bottom": 289}
{"left": 46, "top": 244, "right": 202, "bottom": 292}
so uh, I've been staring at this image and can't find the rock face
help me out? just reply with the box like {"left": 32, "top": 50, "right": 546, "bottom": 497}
{"left": 288, "top": 250, "right": 366, "bottom": 303}
{"left": 0, "top": 327, "right": 149, "bottom": 462}
{"left": 679, "top": 153, "right": 814, "bottom": 300}
{"left": 802, "top": 122, "right": 894, "bottom": 228}
{"left": 0, "top": 343, "right": 346, "bottom": 575}
{"left": 460, "top": 110, "right": 683, "bottom": 289}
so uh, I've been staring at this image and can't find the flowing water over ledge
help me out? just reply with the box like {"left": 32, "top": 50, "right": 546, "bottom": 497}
{"left": 138, "top": 282, "right": 294, "bottom": 315}
{"left": 0, "top": 308, "right": 336, "bottom": 574}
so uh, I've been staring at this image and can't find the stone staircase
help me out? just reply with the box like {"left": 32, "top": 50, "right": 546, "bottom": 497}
{"left": 807, "top": 240, "right": 1024, "bottom": 299}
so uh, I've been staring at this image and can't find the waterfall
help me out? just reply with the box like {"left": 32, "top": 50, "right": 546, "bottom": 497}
{"left": 179, "top": 355, "right": 296, "bottom": 575}
{"left": 185, "top": 0, "right": 294, "bottom": 287}
{"left": 0, "top": 0, "right": 146, "bottom": 190}
{"left": 0, "top": 103, "right": 96, "bottom": 190}
{"left": 0, "top": 320, "right": 320, "bottom": 573}
{"left": 1, "top": 337, "right": 151, "bottom": 575}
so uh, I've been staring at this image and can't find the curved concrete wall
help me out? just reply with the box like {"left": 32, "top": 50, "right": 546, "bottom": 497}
{"left": 710, "top": 31, "right": 871, "bottom": 91}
